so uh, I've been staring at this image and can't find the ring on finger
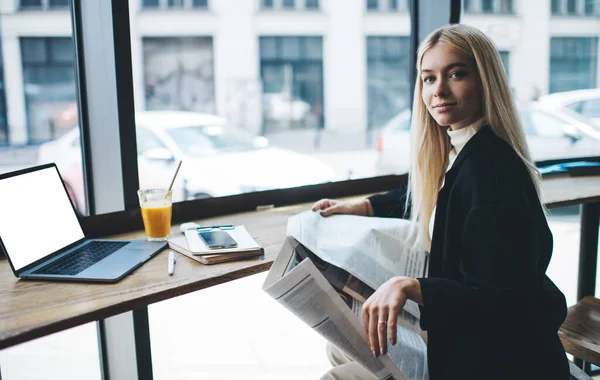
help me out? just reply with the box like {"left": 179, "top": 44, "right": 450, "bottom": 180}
{"left": 378, "top": 320, "right": 387, "bottom": 325}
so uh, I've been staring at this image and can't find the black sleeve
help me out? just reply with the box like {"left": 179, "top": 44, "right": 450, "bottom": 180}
{"left": 367, "top": 184, "right": 411, "bottom": 219}
{"left": 417, "top": 201, "right": 559, "bottom": 331}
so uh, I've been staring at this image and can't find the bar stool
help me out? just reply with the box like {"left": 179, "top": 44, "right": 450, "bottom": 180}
{"left": 559, "top": 296, "right": 600, "bottom": 378}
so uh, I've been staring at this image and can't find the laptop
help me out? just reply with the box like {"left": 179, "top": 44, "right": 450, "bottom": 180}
{"left": 0, "top": 163, "right": 167, "bottom": 283}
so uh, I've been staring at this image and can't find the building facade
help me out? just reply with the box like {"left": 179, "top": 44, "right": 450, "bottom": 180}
{"left": 0, "top": 0, "right": 598, "bottom": 145}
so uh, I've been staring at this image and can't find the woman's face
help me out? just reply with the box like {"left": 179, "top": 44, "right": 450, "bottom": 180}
{"left": 420, "top": 42, "right": 483, "bottom": 131}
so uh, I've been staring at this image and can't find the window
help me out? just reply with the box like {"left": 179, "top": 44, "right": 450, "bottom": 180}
{"left": 142, "top": 0, "right": 160, "bottom": 7}
{"left": 481, "top": 0, "right": 494, "bottom": 12}
{"left": 584, "top": 0, "right": 596, "bottom": 15}
{"left": 192, "top": 0, "right": 208, "bottom": 7}
{"left": 552, "top": 0, "right": 562, "bottom": 14}
{"left": 259, "top": 37, "right": 324, "bottom": 135}
{"left": 20, "top": 0, "right": 42, "bottom": 7}
{"left": 49, "top": 0, "right": 69, "bottom": 7}
{"left": 366, "top": 37, "right": 411, "bottom": 130}
{"left": 21, "top": 38, "right": 77, "bottom": 143}
{"left": 567, "top": 0, "right": 577, "bottom": 13}
{"left": 282, "top": 0, "right": 295, "bottom": 8}
{"left": 367, "top": 0, "right": 379, "bottom": 10}
{"left": 262, "top": 0, "right": 274, "bottom": 8}
{"left": 499, "top": 0, "right": 513, "bottom": 13}
{"left": 306, "top": 0, "right": 319, "bottom": 9}
{"left": 168, "top": 0, "right": 184, "bottom": 7}
{"left": 550, "top": 37, "right": 598, "bottom": 93}
{"left": 143, "top": 37, "right": 215, "bottom": 116}
{"left": 389, "top": 0, "right": 399, "bottom": 10}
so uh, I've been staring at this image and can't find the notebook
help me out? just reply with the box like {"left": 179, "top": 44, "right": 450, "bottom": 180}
{"left": 168, "top": 234, "right": 263, "bottom": 265}
{"left": 0, "top": 163, "right": 167, "bottom": 283}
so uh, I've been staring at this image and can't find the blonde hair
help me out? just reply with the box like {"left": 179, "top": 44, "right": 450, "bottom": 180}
{"left": 406, "top": 24, "right": 543, "bottom": 251}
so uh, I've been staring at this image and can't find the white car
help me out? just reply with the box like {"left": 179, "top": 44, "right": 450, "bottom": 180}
{"left": 37, "top": 111, "right": 336, "bottom": 213}
{"left": 375, "top": 103, "right": 600, "bottom": 176}
{"left": 537, "top": 88, "right": 600, "bottom": 128}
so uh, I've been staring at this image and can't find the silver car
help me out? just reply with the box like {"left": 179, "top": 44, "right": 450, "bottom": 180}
{"left": 375, "top": 103, "right": 600, "bottom": 176}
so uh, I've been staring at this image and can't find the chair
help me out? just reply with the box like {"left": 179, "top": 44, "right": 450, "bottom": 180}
{"left": 559, "top": 296, "right": 600, "bottom": 377}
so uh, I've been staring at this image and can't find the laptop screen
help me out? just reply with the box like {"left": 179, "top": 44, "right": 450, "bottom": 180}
{"left": 0, "top": 166, "right": 85, "bottom": 271}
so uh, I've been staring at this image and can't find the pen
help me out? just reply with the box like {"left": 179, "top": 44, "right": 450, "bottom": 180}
{"left": 168, "top": 251, "right": 176, "bottom": 275}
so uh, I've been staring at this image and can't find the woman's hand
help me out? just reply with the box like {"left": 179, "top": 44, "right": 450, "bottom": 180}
{"left": 362, "top": 277, "right": 422, "bottom": 357}
{"left": 311, "top": 198, "right": 374, "bottom": 217}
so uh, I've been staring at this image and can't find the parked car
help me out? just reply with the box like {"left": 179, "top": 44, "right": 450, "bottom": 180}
{"left": 537, "top": 88, "right": 600, "bottom": 127}
{"left": 37, "top": 111, "right": 336, "bottom": 213}
{"left": 375, "top": 103, "right": 600, "bottom": 175}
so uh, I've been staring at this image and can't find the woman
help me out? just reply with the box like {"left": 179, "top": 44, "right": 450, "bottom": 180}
{"left": 314, "top": 24, "right": 569, "bottom": 379}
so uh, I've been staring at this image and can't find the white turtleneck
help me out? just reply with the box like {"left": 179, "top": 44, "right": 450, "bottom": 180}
{"left": 429, "top": 117, "right": 487, "bottom": 240}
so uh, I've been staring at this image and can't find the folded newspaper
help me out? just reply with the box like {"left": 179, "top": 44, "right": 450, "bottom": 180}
{"left": 262, "top": 211, "right": 430, "bottom": 380}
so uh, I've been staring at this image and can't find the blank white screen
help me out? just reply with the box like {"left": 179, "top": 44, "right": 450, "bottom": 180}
{"left": 0, "top": 166, "right": 84, "bottom": 271}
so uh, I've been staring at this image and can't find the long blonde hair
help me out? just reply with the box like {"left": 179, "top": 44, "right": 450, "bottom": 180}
{"left": 406, "top": 24, "right": 542, "bottom": 251}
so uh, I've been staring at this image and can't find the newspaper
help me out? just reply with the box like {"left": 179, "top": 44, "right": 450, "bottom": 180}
{"left": 287, "top": 211, "right": 428, "bottom": 318}
{"left": 263, "top": 212, "right": 429, "bottom": 380}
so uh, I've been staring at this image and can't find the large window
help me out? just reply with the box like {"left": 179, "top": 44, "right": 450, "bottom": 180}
{"left": 260, "top": 0, "right": 320, "bottom": 10}
{"left": 366, "top": 37, "right": 411, "bottom": 131}
{"left": 21, "top": 37, "right": 77, "bottom": 143}
{"left": 550, "top": 37, "right": 598, "bottom": 93}
{"left": 259, "top": 36, "right": 324, "bottom": 134}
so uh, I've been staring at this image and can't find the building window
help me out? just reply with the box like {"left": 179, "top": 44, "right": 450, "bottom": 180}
{"left": 499, "top": 0, "right": 513, "bottom": 13}
{"left": 282, "top": 0, "right": 295, "bottom": 8}
{"left": 20, "top": 0, "right": 42, "bottom": 8}
{"left": 551, "top": 0, "right": 562, "bottom": 13}
{"left": 389, "top": 0, "right": 398, "bottom": 10}
{"left": 261, "top": 0, "right": 274, "bottom": 7}
{"left": 143, "top": 37, "right": 215, "bottom": 114}
{"left": 584, "top": 0, "right": 596, "bottom": 15}
{"left": 550, "top": 37, "right": 598, "bottom": 93}
{"left": 21, "top": 37, "right": 77, "bottom": 143}
{"left": 168, "top": 0, "right": 184, "bottom": 7}
{"left": 481, "top": 0, "right": 494, "bottom": 12}
{"left": 306, "top": 0, "right": 319, "bottom": 9}
{"left": 367, "top": 0, "right": 379, "bottom": 10}
{"left": 259, "top": 36, "right": 324, "bottom": 134}
{"left": 366, "top": 37, "right": 411, "bottom": 130}
{"left": 49, "top": 0, "right": 69, "bottom": 6}
{"left": 192, "top": 0, "right": 208, "bottom": 7}
{"left": 566, "top": 0, "right": 577, "bottom": 14}
{"left": 142, "top": 0, "right": 160, "bottom": 6}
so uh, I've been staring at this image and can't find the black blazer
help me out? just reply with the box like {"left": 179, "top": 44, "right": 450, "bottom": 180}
{"left": 368, "top": 126, "right": 569, "bottom": 379}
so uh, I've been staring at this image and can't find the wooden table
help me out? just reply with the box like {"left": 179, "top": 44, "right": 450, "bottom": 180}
{"left": 0, "top": 175, "right": 598, "bottom": 375}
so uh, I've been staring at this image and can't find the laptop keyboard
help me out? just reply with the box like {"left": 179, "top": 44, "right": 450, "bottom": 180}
{"left": 32, "top": 241, "right": 130, "bottom": 276}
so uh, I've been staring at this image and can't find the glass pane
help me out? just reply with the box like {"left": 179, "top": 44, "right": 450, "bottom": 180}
{"left": 282, "top": 0, "right": 295, "bottom": 9}
{"left": 389, "top": 0, "right": 398, "bottom": 10}
{"left": 262, "top": 0, "right": 274, "bottom": 8}
{"left": 0, "top": 2, "right": 99, "bottom": 377}
{"left": 168, "top": 0, "right": 184, "bottom": 7}
{"left": 567, "top": 0, "right": 577, "bottom": 14}
{"left": 192, "top": 0, "right": 208, "bottom": 7}
{"left": 0, "top": 323, "right": 101, "bottom": 380}
{"left": 130, "top": 0, "right": 411, "bottom": 204}
{"left": 584, "top": 0, "right": 595, "bottom": 15}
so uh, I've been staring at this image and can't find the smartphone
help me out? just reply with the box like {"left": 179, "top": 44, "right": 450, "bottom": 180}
{"left": 198, "top": 230, "right": 238, "bottom": 249}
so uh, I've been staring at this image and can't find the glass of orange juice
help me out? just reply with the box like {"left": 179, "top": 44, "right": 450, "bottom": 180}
{"left": 137, "top": 188, "right": 173, "bottom": 241}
